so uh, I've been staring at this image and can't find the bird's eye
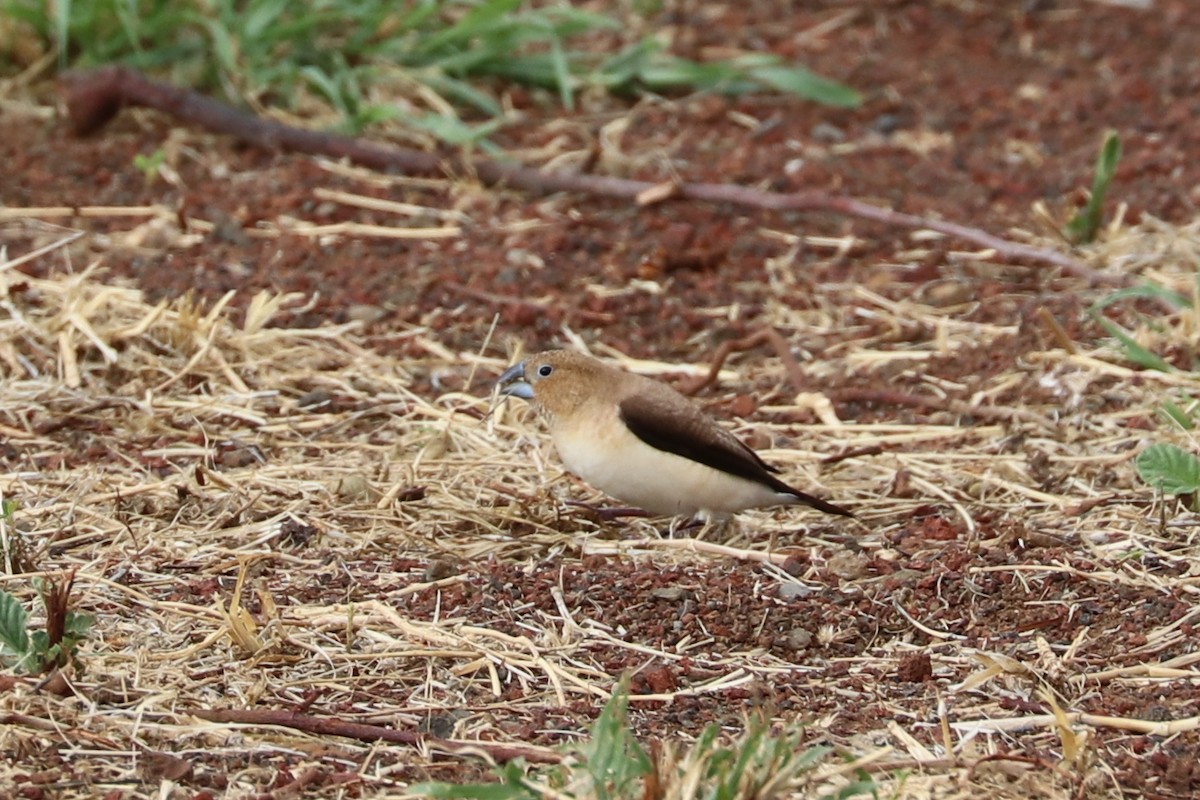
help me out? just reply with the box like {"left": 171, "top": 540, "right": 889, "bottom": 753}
{"left": 537, "top": 364, "right": 554, "bottom": 377}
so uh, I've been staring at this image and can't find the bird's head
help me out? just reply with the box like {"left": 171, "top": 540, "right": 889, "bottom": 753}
{"left": 497, "top": 350, "right": 602, "bottom": 420}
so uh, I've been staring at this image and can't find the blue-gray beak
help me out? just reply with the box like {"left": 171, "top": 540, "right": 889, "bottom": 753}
{"left": 498, "top": 361, "right": 534, "bottom": 400}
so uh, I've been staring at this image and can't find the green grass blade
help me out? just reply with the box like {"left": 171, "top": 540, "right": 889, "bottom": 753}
{"left": 593, "top": 39, "right": 656, "bottom": 90}
{"left": 408, "top": 782, "right": 533, "bottom": 799}
{"left": 795, "top": 743, "right": 833, "bottom": 767}
{"left": 24, "top": 0, "right": 866, "bottom": 148}
{"left": 548, "top": 34, "right": 573, "bottom": 109}
{"left": 480, "top": 53, "right": 575, "bottom": 90}
{"left": 719, "top": 724, "right": 764, "bottom": 797}
{"left": 1065, "top": 131, "right": 1122, "bottom": 244}
{"left": 416, "top": 0, "right": 525, "bottom": 54}
{"left": 243, "top": 0, "right": 292, "bottom": 41}
{"left": 54, "top": 0, "right": 73, "bottom": 70}
{"left": 636, "top": 55, "right": 737, "bottom": 89}
{"left": 417, "top": 72, "right": 504, "bottom": 115}
{"left": 193, "top": 15, "right": 238, "bottom": 78}
{"left": 1159, "top": 401, "right": 1195, "bottom": 431}
{"left": 1089, "top": 282, "right": 1190, "bottom": 313}
{"left": 749, "top": 63, "right": 861, "bottom": 106}
{"left": 402, "top": 113, "right": 505, "bottom": 154}
{"left": 831, "top": 775, "right": 883, "bottom": 799}
{"left": 1096, "top": 317, "right": 1172, "bottom": 372}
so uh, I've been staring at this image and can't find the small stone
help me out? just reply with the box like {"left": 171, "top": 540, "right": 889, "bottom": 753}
{"left": 827, "top": 551, "right": 869, "bottom": 580}
{"left": 424, "top": 560, "right": 458, "bottom": 581}
{"left": 336, "top": 474, "right": 379, "bottom": 502}
{"left": 346, "top": 304, "right": 386, "bottom": 324}
{"left": 730, "top": 394, "right": 757, "bottom": 418}
{"left": 419, "top": 710, "right": 468, "bottom": 738}
{"left": 777, "top": 582, "right": 812, "bottom": 601}
{"left": 641, "top": 665, "right": 677, "bottom": 693}
{"left": 296, "top": 388, "right": 333, "bottom": 411}
{"left": 871, "top": 114, "right": 902, "bottom": 134}
{"left": 811, "top": 122, "right": 846, "bottom": 143}
{"left": 651, "top": 586, "right": 691, "bottom": 602}
{"left": 780, "top": 556, "right": 806, "bottom": 577}
{"left": 786, "top": 628, "right": 813, "bottom": 650}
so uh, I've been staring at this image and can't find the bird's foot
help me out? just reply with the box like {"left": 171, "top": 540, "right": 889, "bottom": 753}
{"left": 665, "top": 515, "right": 715, "bottom": 539}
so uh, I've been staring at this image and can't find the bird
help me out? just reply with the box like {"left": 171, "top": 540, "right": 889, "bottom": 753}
{"left": 496, "top": 350, "right": 852, "bottom": 520}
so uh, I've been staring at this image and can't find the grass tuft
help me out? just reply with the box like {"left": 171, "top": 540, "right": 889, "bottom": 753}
{"left": 2, "top": 0, "right": 859, "bottom": 137}
{"left": 414, "top": 680, "right": 877, "bottom": 799}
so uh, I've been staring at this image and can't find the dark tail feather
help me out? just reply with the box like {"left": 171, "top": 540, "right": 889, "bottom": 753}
{"left": 789, "top": 488, "right": 854, "bottom": 518}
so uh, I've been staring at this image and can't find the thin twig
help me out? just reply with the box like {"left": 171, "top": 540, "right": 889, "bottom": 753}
{"left": 59, "top": 66, "right": 1111, "bottom": 282}
{"left": 680, "top": 328, "right": 806, "bottom": 396}
{"left": 188, "top": 708, "right": 562, "bottom": 764}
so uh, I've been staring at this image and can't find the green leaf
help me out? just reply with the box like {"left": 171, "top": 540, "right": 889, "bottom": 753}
{"left": 1065, "top": 131, "right": 1122, "bottom": 244}
{"left": 1096, "top": 317, "right": 1172, "bottom": 372}
{"left": 0, "top": 591, "right": 31, "bottom": 660}
{"left": 1137, "top": 443, "right": 1200, "bottom": 495}
{"left": 65, "top": 611, "right": 94, "bottom": 639}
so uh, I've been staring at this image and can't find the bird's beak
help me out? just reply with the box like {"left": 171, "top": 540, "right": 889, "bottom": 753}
{"left": 497, "top": 361, "right": 534, "bottom": 400}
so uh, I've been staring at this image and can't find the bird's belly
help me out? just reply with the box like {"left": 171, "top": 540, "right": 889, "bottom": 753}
{"left": 552, "top": 425, "right": 783, "bottom": 516}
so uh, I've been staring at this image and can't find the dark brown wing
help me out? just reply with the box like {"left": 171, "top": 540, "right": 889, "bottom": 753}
{"left": 618, "top": 393, "right": 853, "bottom": 517}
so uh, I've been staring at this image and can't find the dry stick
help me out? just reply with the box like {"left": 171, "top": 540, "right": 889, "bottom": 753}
{"left": 188, "top": 708, "right": 562, "bottom": 764}
{"left": 680, "top": 328, "right": 805, "bottom": 396}
{"left": 60, "top": 66, "right": 1110, "bottom": 284}
{"left": 822, "top": 444, "right": 886, "bottom": 465}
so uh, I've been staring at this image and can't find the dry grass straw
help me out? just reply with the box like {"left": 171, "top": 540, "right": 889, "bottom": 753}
{"left": 2, "top": 212, "right": 1200, "bottom": 798}
{"left": 0, "top": 222, "right": 573, "bottom": 795}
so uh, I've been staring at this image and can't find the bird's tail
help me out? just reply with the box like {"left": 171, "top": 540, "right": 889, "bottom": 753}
{"left": 789, "top": 489, "right": 854, "bottom": 518}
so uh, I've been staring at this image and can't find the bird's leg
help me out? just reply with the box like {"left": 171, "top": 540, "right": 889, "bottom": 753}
{"left": 563, "top": 500, "right": 651, "bottom": 522}
{"left": 666, "top": 515, "right": 706, "bottom": 538}
{"left": 698, "top": 516, "right": 736, "bottom": 542}
{"left": 667, "top": 511, "right": 735, "bottom": 540}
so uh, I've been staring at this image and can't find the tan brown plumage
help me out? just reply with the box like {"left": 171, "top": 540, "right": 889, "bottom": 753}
{"left": 498, "top": 350, "right": 852, "bottom": 519}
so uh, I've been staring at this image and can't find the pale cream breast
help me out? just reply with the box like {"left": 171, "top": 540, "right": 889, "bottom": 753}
{"left": 547, "top": 402, "right": 789, "bottom": 516}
